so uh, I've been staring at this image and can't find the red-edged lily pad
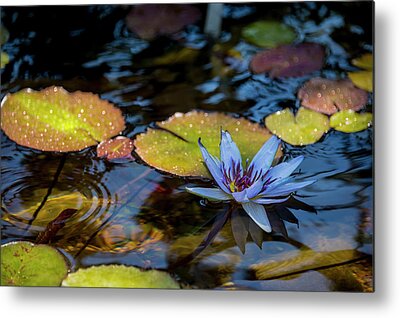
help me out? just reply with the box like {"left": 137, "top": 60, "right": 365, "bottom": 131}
{"left": 134, "top": 111, "right": 281, "bottom": 177}
{"left": 250, "top": 43, "right": 325, "bottom": 78}
{"left": 126, "top": 4, "right": 201, "bottom": 40}
{"left": 0, "top": 86, "right": 125, "bottom": 152}
{"left": 298, "top": 78, "right": 368, "bottom": 115}
{"left": 97, "top": 136, "right": 134, "bottom": 160}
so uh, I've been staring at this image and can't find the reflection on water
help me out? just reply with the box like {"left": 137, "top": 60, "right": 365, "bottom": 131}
{"left": 0, "top": 2, "right": 373, "bottom": 291}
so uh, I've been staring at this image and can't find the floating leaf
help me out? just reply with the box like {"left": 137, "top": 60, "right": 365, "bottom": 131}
{"left": 251, "top": 249, "right": 365, "bottom": 280}
{"left": 0, "top": 86, "right": 125, "bottom": 152}
{"left": 241, "top": 21, "right": 296, "bottom": 48}
{"left": 265, "top": 107, "right": 330, "bottom": 146}
{"left": 1, "top": 241, "right": 68, "bottom": 286}
{"left": 126, "top": 4, "right": 201, "bottom": 40}
{"left": 62, "top": 265, "right": 180, "bottom": 289}
{"left": 330, "top": 110, "right": 372, "bottom": 133}
{"left": 348, "top": 71, "right": 372, "bottom": 92}
{"left": 134, "top": 111, "right": 282, "bottom": 177}
{"left": 298, "top": 78, "right": 368, "bottom": 115}
{"left": 1, "top": 51, "right": 9, "bottom": 68}
{"left": 352, "top": 53, "right": 373, "bottom": 70}
{"left": 250, "top": 43, "right": 325, "bottom": 78}
{"left": 151, "top": 47, "right": 200, "bottom": 66}
{"left": 97, "top": 136, "right": 134, "bottom": 160}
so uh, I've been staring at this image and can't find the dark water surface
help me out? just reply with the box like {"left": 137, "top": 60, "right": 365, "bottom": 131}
{"left": 0, "top": 2, "right": 373, "bottom": 291}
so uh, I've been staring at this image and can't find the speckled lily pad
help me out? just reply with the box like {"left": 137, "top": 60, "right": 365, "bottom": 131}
{"left": 348, "top": 53, "right": 373, "bottom": 92}
{"left": 1, "top": 241, "right": 68, "bottom": 286}
{"left": 97, "top": 136, "right": 134, "bottom": 160}
{"left": 250, "top": 43, "right": 325, "bottom": 77}
{"left": 62, "top": 265, "right": 180, "bottom": 289}
{"left": 134, "top": 111, "right": 281, "bottom": 177}
{"left": 330, "top": 110, "right": 372, "bottom": 133}
{"left": 241, "top": 21, "right": 296, "bottom": 48}
{"left": 298, "top": 78, "right": 368, "bottom": 115}
{"left": 126, "top": 4, "right": 201, "bottom": 40}
{"left": 0, "top": 86, "right": 125, "bottom": 152}
{"left": 265, "top": 107, "right": 330, "bottom": 146}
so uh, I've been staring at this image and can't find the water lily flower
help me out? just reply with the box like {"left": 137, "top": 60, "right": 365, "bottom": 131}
{"left": 186, "top": 131, "right": 315, "bottom": 233}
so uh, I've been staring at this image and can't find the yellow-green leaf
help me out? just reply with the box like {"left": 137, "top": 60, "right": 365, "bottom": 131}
{"left": 265, "top": 107, "right": 330, "bottom": 146}
{"left": 330, "top": 110, "right": 372, "bottom": 133}
{"left": 348, "top": 71, "right": 373, "bottom": 92}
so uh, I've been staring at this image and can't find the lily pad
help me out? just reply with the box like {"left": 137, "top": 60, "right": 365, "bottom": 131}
{"left": 126, "top": 4, "right": 201, "bottom": 40}
{"left": 330, "top": 110, "right": 373, "bottom": 133}
{"left": 241, "top": 21, "right": 296, "bottom": 48}
{"left": 348, "top": 53, "right": 373, "bottom": 92}
{"left": 0, "top": 86, "right": 125, "bottom": 152}
{"left": 265, "top": 107, "right": 330, "bottom": 146}
{"left": 1, "top": 241, "right": 68, "bottom": 286}
{"left": 348, "top": 71, "right": 372, "bottom": 92}
{"left": 97, "top": 136, "right": 134, "bottom": 160}
{"left": 134, "top": 111, "right": 281, "bottom": 177}
{"left": 62, "top": 265, "right": 180, "bottom": 289}
{"left": 298, "top": 78, "right": 368, "bottom": 115}
{"left": 1, "top": 51, "right": 9, "bottom": 68}
{"left": 351, "top": 53, "right": 373, "bottom": 70}
{"left": 250, "top": 43, "right": 325, "bottom": 78}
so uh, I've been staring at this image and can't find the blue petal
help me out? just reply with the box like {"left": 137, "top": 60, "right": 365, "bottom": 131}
{"left": 198, "top": 138, "right": 230, "bottom": 193}
{"left": 186, "top": 187, "right": 232, "bottom": 201}
{"left": 253, "top": 197, "right": 289, "bottom": 205}
{"left": 263, "top": 180, "right": 316, "bottom": 197}
{"left": 245, "top": 179, "right": 264, "bottom": 199}
{"left": 220, "top": 130, "right": 242, "bottom": 178}
{"left": 241, "top": 202, "right": 271, "bottom": 233}
{"left": 267, "top": 156, "right": 304, "bottom": 180}
{"left": 231, "top": 189, "right": 249, "bottom": 203}
{"left": 249, "top": 135, "right": 280, "bottom": 175}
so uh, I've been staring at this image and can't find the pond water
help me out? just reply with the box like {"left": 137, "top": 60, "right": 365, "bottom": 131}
{"left": 0, "top": 2, "right": 373, "bottom": 291}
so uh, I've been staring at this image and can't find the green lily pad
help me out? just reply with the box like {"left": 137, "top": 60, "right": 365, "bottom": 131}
{"left": 0, "top": 86, "right": 125, "bottom": 152}
{"left": 241, "top": 21, "right": 296, "bottom": 48}
{"left": 62, "top": 265, "right": 180, "bottom": 289}
{"left": 352, "top": 53, "right": 373, "bottom": 70}
{"left": 1, "top": 51, "right": 9, "bottom": 68}
{"left": 265, "top": 107, "right": 330, "bottom": 146}
{"left": 134, "top": 111, "right": 282, "bottom": 177}
{"left": 348, "top": 71, "right": 372, "bottom": 92}
{"left": 1, "top": 241, "right": 68, "bottom": 286}
{"left": 330, "top": 110, "right": 373, "bottom": 133}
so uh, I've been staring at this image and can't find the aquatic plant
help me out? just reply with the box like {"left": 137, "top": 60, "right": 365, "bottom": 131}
{"left": 250, "top": 43, "right": 325, "bottom": 78}
{"left": 348, "top": 53, "right": 373, "bottom": 92}
{"left": 186, "top": 131, "right": 315, "bottom": 233}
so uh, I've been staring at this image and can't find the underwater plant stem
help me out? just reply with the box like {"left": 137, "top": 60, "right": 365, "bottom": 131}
{"left": 26, "top": 153, "right": 68, "bottom": 228}
{"left": 204, "top": 4, "right": 223, "bottom": 38}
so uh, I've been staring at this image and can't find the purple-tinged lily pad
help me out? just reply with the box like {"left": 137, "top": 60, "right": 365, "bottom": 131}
{"left": 250, "top": 43, "right": 325, "bottom": 78}
{"left": 97, "top": 136, "right": 134, "bottom": 160}
{"left": 134, "top": 111, "right": 281, "bottom": 177}
{"left": 0, "top": 86, "right": 125, "bottom": 152}
{"left": 125, "top": 4, "right": 201, "bottom": 40}
{"left": 298, "top": 78, "right": 368, "bottom": 115}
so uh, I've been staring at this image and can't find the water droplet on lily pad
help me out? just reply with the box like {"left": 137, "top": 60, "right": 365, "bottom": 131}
{"left": 134, "top": 111, "right": 281, "bottom": 177}
{"left": 0, "top": 86, "right": 125, "bottom": 152}
{"left": 125, "top": 4, "right": 201, "bottom": 40}
{"left": 250, "top": 43, "right": 325, "bottom": 78}
{"left": 330, "top": 110, "right": 373, "bottom": 133}
{"left": 241, "top": 21, "right": 296, "bottom": 48}
{"left": 298, "top": 78, "right": 368, "bottom": 115}
{"left": 1, "top": 241, "right": 68, "bottom": 286}
{"left": 265, "top": 107, "right": 330, "bottom": 146}
{"left": 348, "top": 53, "right": 373, "bottom": 92}
{"left": 97, "top": 136, "right": 134, "bottom": 160}
{"left": 62, "top": 265, "right": 180, "bottom": 289}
